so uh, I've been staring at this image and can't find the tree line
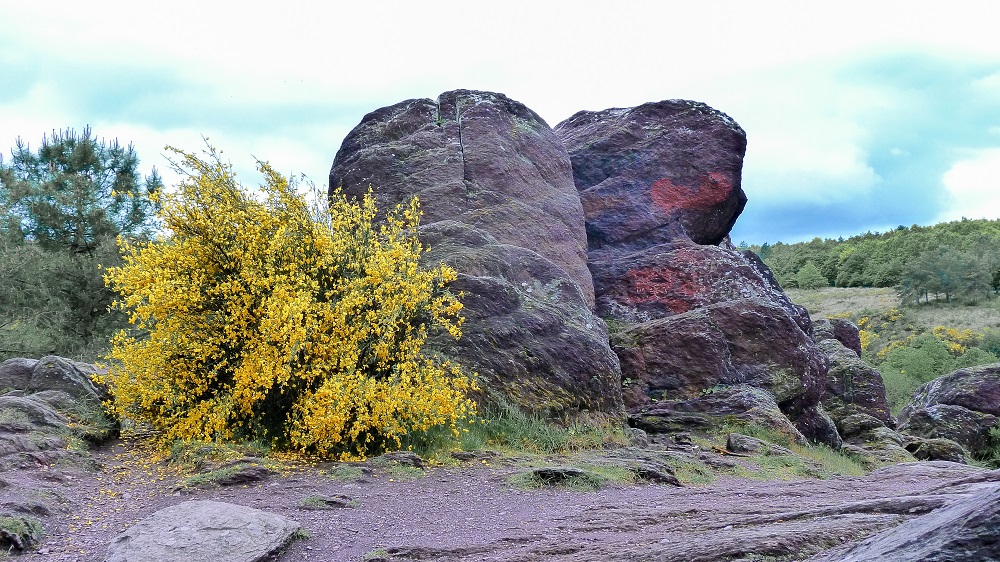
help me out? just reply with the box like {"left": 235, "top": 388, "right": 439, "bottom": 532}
{"left": 745, "top": 220, "right": 1000, "bottom": 304}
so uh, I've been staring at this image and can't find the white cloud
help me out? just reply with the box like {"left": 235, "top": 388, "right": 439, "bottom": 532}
{"left": 939, "top": 148, "right": 1000, "bottom": 221}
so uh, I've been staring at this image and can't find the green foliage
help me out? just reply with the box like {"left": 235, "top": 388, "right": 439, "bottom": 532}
{"left": 795, "top": 261, "right": 829, "bottom": 290}
{"left": 465, "top": 398, "right": 626, "bottom": 454}
{"left": 978, "top": 426, "right": 1000, "bottom": 469}
{"left": 755, "top": 219, "right": 1000, "bottom": 297}
{"left": 0, "top": 127, "right": 161, "bottom": 361}
{"left": 0, "top": 514, "right": 43, "bottom": 551}
{"left": 102, "top": 145, "right": 474, "bottom": 460}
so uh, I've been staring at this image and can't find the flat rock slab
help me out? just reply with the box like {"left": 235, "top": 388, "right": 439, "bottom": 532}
{"left": 808, "top": 483, "right": 1000, "bottom": 562}
{"left": 104, "top": 500, "right": 300, "bottom": 562}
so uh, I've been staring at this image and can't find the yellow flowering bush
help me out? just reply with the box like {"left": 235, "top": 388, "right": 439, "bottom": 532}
{"left": 931, "top": 326, "right": 979, "bottom": 356}
{"left": 102, "top": 146, "right": 475, "bottom": 459}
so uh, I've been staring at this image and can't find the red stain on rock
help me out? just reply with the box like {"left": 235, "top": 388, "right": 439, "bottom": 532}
{"left": 650, "top": 172, "right": 732, "bottom": 215}
{"left": 625, "top": 266, "right": 699, "bottom": 314}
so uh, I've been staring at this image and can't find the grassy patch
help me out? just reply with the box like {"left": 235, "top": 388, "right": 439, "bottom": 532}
{"left": 506, "top": 463, "right": 635, "bottom": 492}
{"left": 466, "top": 398, "right": 627, "bottom": 455}
{"left": 0, "top": 514, "right": 43, "bottom": 551}
{"left": 363, "top": 548, "right": 389, "bottom": 561}
{"left": 713, "top": 423, "right": 867, "bottom": 479}
{"left": 327, "top": 464, "right": 367, "bottom": 480}
{"left": 975, "top": 426, "right": 1000, "bottom": 468}
{"left": 785, "top": 287, "right": 899, "bottom": 319}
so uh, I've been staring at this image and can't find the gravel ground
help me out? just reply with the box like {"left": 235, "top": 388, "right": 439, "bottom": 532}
{"left": 5, "top": 438, "right": 997, "bottom": 562}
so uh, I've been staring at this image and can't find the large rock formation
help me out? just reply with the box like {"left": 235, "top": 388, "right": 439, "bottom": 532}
{"left": 556, "top": 101, "right": 838, "bottom": 445}
{"left": 812, "top": 322, "right": 914, "bottom": 466}
{"left": 330, "top": 90, "right": 624, "bottom": 420}
{"left": 898, "top": 364, "right": 1000, "bottom": 459}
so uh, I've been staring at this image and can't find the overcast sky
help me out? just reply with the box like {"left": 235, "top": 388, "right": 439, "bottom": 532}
{"left": 3, "top": 1, "right": 999, "bottom": 244}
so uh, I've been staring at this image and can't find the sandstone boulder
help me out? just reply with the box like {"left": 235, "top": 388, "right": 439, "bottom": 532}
{"left": 898, "top": 364, "right": 1000, "bottom": 459}
{"left": 32, "top": 356, "right": 102, "bottom": 400}
{"left": 557, "top": 100, "right": 836, "bottom": 445}
{"left": 331, "top": 89, "right": 592, "bottom": 303}
{"left": 616, "top": 299, "right": 837, "bottom": 446}
{"left": 104, "top": 500, "right": 300, "bottom": 562}
{"left": 0, "top": 358, "right": 36, "bottom": 391}
{"left": 0, "top": 357, "right": 113, "bottom": 469}
{"left": 629, "top": 384, "right": 810, "bottom": 444}
{"left": 813, "top": 318, "right": 863, "bottom": 357}
{"left": 330, "top": 90, "right": 623, "bottom": 421}
{"left": 818, "top": 338, "right": 892, "bottom": 427}
{"left": 555, "top": 100, "right": 747, "bottom": 253}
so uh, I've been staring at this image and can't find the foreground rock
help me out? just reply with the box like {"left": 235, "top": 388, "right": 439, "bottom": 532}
{"left": 807, "top": 482, "right": 1000, "bottom": 562}
{"left": 104, "top": 500, "right": 300, "bottom": 562}
{"left": 330, "top": 90, "right": 623, "bottom": 420}
{"left": 899, "top": 364, "right": 1000, "bottom": 459}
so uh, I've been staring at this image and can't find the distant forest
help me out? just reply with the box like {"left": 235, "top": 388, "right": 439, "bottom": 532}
{"left": 744, "top": 218, "right": 1000, "bottom": 304}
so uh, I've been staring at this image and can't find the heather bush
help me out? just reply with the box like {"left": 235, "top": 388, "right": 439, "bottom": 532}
{"left": 102, "top": 146, "right": 475, "bottom": 459}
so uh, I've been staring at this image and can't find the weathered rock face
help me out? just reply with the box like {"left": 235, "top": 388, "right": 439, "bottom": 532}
{"left": 557, "top": 100, "right": 835, "bottom": 445}
{"left": 555, "top": 100, "right": 747, "bottom": 253}
{"left": 419, "top": 222, "right": 624, "bottom": 417}
{"left": 898, "top": 364, "right": 1000, "bottom": 459}
{"left": 104, "top": 500, "right": 300, "bottom": 562}
{"left": 330, "top": 90, "right": 624, "bottom": 421}
{"left": 617, "top": 299, "right": 825, "bottom": 412}
{"left": 813, "top": 318, "right": 863, "bottom": 357}
{"left": 629, "top": 384, "right": 810, "bottom": 443}
{"left": 818, "top": 338, "right": 892, "bottom": 427}
{"left": 331, "top": 89, "right": 592, "bottom": 304}
{"left": 807, "top": 483, "right": 1000, "bottom": 562}
{"left": 0, "top": 356, "right": 113, "bottom": 470}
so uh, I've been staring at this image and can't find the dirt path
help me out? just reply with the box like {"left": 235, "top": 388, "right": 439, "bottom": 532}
{"left": 9, "top": 439, "right": 999, "bottom": 562}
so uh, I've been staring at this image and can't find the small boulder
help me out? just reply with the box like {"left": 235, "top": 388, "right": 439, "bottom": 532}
{"left": 0, "top": 359, "right": 36, "bottom": 391}
{"left": 104, "top": 500, "right": 300, "bottom": 562}
{"left": 726, "top": 433, "right": 794, "bottom": 456}
{"left": 898, "top": 364, "right": 1000, "bottom": 459}
{"left": 629, "top": 384, "right": 809, "bottom": 445}
{"left": 818, "top": 338, "right": 892, "bottom": 426}
{"left": 28, "top": 356, "right": 102, "bottom": 402}
{"left": 904, "top": 437, "right": 968, "bottom": 464}
{"left": 813, "top": 318, "right": 863, "bottom": 357}
{"left": 0, "top": 512, "right": 43, "bottom": 552}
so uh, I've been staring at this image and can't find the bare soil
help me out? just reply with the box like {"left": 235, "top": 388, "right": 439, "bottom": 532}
{"left": 6, "top": 438, "right": 1000, "bottom": 562}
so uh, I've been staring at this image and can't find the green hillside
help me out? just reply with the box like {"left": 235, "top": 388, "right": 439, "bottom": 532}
{"left": 748, "top": 218, "right": 1000, "bottom": 304}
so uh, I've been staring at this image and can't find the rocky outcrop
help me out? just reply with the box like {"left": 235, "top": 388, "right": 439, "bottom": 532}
{"left": 898, "top": 364, "right": 1000, "bottom": 459}
{"left": 0, "top": 357, "right": 113, "bottom": 470}
{"left": 104, "top": 500, "right": 301, "bottom": 562}
{"left": 557, "top": 100, "right": 836, "bottom": 445}
{"left": 629, "top": 384, "right": 811, "bottom": 443}
{"left": 330, "top": 90, "right": 623, "bottom": 420}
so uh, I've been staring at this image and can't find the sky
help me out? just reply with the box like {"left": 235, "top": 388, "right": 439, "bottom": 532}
{"left": 2, "top": 1, "right": 999, "bottom": 244}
